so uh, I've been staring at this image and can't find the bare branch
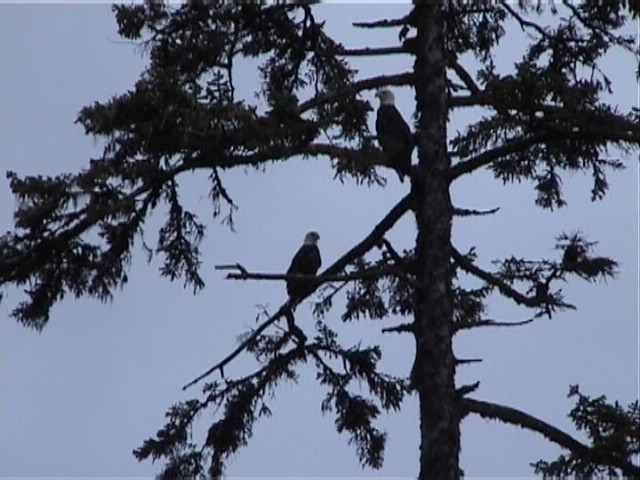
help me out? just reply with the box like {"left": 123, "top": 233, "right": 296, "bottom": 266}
{"left": 456, "top": 381, "right": 481, "bottom": 397}
{"left": 456, "top": 358, "right": 483, "bottom": 365}
{"left": 450, "top": 61, "right": 481, "bottom": 95}
{"left": 462, "top": 397, "right": 640, "bottom": 478}
{"left": 381, "top": 322, "right": 414, "bottom": 334}
{"left": 322, "top": 194, "right": 412, "bottom": 278}
{"left": 222, "top": 266, "right": 405, "bottom": 283}
{"left": 182, "top": 304, "right": 289, "bottom": 390}
{"left": 215, "top": 263, "right": 248, "bottom": 274}
{"left": 377, "top": 238, "right": 404, "bottom": 264}
{"left": 455, "top": 317, "right": 535, "bottom": 332}
{"left": 338, "top": 46, "right": 408, "bottom": 57}
{"left": 352, "top": 16, "right": 410, "bottom": 28}
{"left": 453, "top": 206, "right": 500, "bottom": 217}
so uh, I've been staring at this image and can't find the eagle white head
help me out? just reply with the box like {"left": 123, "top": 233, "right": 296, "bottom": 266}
{"left": 375, "top": 88, "right": 395, "bottom": 106}
{"left": 303, "top": 231, "right": 320, "bottom": 246}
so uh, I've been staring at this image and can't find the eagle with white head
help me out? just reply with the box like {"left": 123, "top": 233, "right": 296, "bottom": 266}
{"left": 375, "top": 88, "right": 414, "bottom": 182}
{"left": 286, "top": 231, "right": 321, "bottom": 308}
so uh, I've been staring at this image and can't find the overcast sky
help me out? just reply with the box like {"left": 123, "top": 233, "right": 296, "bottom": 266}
{"left": 1, "top": 4, "right": 638, "bottom": 478}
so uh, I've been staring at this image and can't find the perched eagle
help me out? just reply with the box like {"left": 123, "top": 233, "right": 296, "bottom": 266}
{"left": 375, "top": 88, "right": 414, "bottom": 182}
{"left": 286, "top": 231, "right": 321, "bottom": 308}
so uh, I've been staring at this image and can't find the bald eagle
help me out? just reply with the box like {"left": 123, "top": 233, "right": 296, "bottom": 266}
{"left": 375, "top": 88, "right": 414, "bottom": 182}
{"left": 286, "top": 231, "right": 321, "bottom": 308}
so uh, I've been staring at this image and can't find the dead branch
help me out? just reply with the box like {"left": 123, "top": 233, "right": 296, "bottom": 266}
{"left": 450, "top": 61, "right": 481, "bottom": 95}
{"left": 352, "top": 16, "right": 410, "bottom": 28}
{"left": 456, "top": 381, "right": 481, "bottom": 397}
{"left": 338, "top": 46, "right": 408, "bottom": 56}
{"left": 215, "top": 263, "right": 248, "bottom": 274}
{"left": 298, "top": 72, "right": 414, "bottom": 114}
{"left": 381, "top": 322, "right": 414, "bottom": 334}
{"left": 219, "top": 266, "right": 405, "bottom": 283}
{"left": 456, "top": 358, "right": 483, "bottom": 365}
{"left": 453, "top": 206, "right": 500, "bottom": 217}
{"left": 182, "top": 304, "right": 289, "bottom": 390}
{"left": 455, "top": 317, "right": 535, "bottom": 332}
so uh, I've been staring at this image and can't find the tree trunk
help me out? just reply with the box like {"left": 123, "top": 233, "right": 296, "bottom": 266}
{"left": 412, "top": 2, "right": 460, "bottom": 479}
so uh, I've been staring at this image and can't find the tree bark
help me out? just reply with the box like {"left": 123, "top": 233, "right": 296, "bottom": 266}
{"left": 412, "top": 2, "right": 460, "bottom": 479}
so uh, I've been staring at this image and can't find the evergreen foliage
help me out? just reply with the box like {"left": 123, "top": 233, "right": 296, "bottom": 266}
{"left": 2, "top": 2, "right": 638, "bottom": 478}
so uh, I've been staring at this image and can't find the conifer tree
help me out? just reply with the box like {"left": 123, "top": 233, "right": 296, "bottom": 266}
{"left": 2, "top": 3, "right": 638, "bottom": 478}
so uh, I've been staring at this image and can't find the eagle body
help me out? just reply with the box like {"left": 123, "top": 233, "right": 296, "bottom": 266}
{"left": 286, "top": 231, "right": 321, "bottom": 306}
{"left": 375, "top": 89, "right": 414, "bottom": 182}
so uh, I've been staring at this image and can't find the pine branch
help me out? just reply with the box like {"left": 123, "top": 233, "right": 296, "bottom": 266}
{"left": 462, "top": 397, "right": 640, "bottom": 478}
{"left": 184, "top": 142, "right": 382, "bottom": 171}
{"left": 449, "top": 132, "right": 549, "bottom": 180}
{"left": 563, "top": 0, "right": 637, "bottom": 52}
{"left": 298, "top": 72, "right": 414, "bottom": 114}
{"left": 2, "top": 172, "right": 170, "bottom": 286}
{"left": 377, "top": 237, "right": 419, "bottom": 287}
{"left": 500, "top": 2, "right": 553, "bottom": 39}
{"left": 181, "top": 304, "right": 289, "bottom": 390}
{"left": 451, "top": 247, "right": 576, "bottom": 312}
{"left": 183, "top": 193, "right": 412, "bottom": 390}
{"left": 449, "top": 119, "right": 639, "bottom": 181}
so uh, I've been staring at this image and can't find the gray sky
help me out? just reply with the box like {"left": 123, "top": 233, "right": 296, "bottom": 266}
{"left": 1, "top": 4, "right": 638, "bottom": 478}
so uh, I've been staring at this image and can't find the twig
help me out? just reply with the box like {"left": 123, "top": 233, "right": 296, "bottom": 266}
{"left": 215, "top": 263, "right": 248, "bottom": 274}
{"left": 501, "top": 2, "right": 552, "bottom": 40}
{"left": 378, "top": 238, "right": 404, "bottom": 264}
